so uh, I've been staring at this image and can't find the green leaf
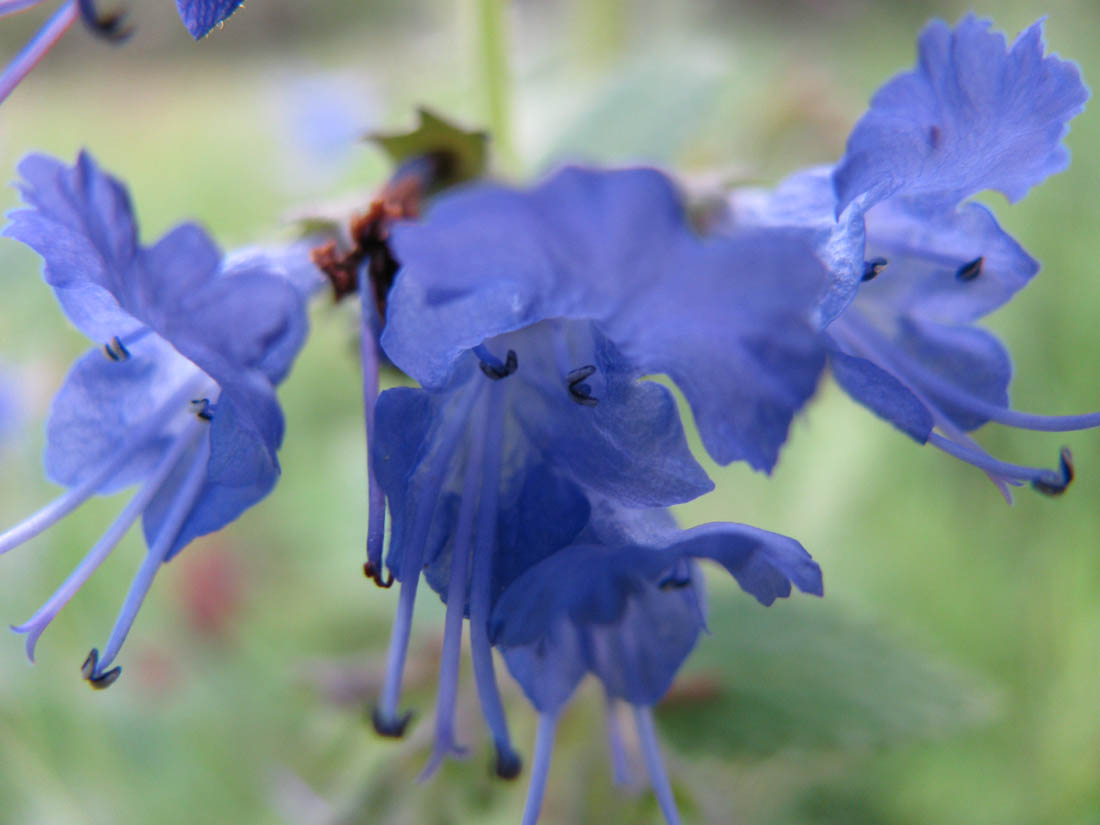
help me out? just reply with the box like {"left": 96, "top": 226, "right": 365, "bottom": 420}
{"left": 369, "top": 107, "right": 489, "bottom": 192}
{"left": 656, "top": 589, "right": 998, "bottom": 757}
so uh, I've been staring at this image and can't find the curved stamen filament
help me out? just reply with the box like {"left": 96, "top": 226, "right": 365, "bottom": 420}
{"left": 634, "top": 706, "right": 683, "bottom": 825}
{"left": 90, "top": 428, "right": 212, "bottom": 679}
{"left": 359, "top": 277, "right": 388, "bottom": 587}
{"left": 420, "top": 407, "right": 490, "bottom": 779}
{"left": 0, "top": 1, "right": 50, "bottom": 19}
{"left": 927, "top": 433, "right": 1070, "bottom": 490}
{"left": 11, "top": 416, "right": 206, "bottom": 662}
{"left": 605, "top": 694, "right": 631, "bottom": 787}
{"left": 0, "top": 0, "right": 78, "bottom": 105}
{"left": 467, "top": 382, "right": 522, "bottom": 777}
{"left": 375, "top": 383, "right": 486, "bottom": 734}
{"left": 519, "top": 713, "right": 559, "bottom": 825}
{"left": 0, "top": 375, "right": 208, "bottom": 556}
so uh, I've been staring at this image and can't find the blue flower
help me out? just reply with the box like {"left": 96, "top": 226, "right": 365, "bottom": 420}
{"left": 728, "top": 16, "right": 1095, "bottom": 499}
{"left": 0, "top": 151, "right": 307, "bottom": 686}
{"left": 490, "top": 500, "right": 822, "bottom": 824}
{"left": 0, "top": 0, "right": 243, "bottom": 105}
{"left": 364, "top": 166, "right": 826, "bottom": 776}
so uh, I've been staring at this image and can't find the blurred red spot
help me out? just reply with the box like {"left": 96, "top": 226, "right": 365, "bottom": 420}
{"left": 176, "top": 543, "right": 244, "bottom": 639}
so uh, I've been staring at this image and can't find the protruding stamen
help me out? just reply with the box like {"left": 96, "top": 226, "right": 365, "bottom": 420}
{"left": 80, "top": 648, "right": 122, "bottom": 689}
{"left": 11, "top": 418, "right": 204, "bottom": 663}
{"left": 371, "top": 706, "right": 414, "bottom": 738}
{"left": 567, "top": 365, "right": 598, "bottom": 407}
{"left": 103, "top": 335, "right": 130, "bottom": 361}
{"left": 77, "top": 0, "right": 132, "bottom": 42}
{"left": 467, "top": 385, "right": 521, "bottom": 769}
{"left": 359, "top": 272, "right": 388, "bottom": 589}
{"left": 494, "top": 745, "right": 523, "bottom": 780}
{"left": 1032, "top": 447, "right": 1074, "bottom": 496}
{"left": 362, "top": 561, "right": 394, "bottom": 588}
{"left": 421, "top": 411, "right": 489, "bottom": 780}
{"left": 190, "top": 398, "right": 214, "bottom": 421}
{"left": 90, "top": 434, "right": 211, "bottom": 678}
{"left": 0, "top": 1, "right": 51, "bottom": 20}
{"left": 605, "top": 696, "right": 631, "bottom": 786}
{"left": 0, "top": 1, "right": 79, "bottom": 105}
{"left": 520, "top": 713, "right": 559, "bottom": 825}
{"left": 475, "top": 345, "right": 518, "bottom": 380}
{"left": 955, "top": 256, "right": 984, "bottom": 282}
{"left": 634, "top": 706, "right": 683, "bottom": 825}
{"left": 861, "top": 257, "right": 888, "bottom": 282}
{"left": 0, "top": 376, "right": 206, "bottom": 557}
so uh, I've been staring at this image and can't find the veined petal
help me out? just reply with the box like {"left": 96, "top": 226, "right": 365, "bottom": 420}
{"left": 834, "top": 16, "right": 1089, "bottom": 214}
{"left": 44, "top": 336, "right": 199, "bottom": 492}
{"left": 828, "top": 347, "right": 934, "bottom": 443}
{"left": 175, "top": 0, "right": 244, "bottom": 39}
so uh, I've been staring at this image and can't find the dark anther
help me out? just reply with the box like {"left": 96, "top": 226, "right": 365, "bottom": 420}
{"left": 363, "top": 560, "right": 394, "bottom": 589}
{"left": 567, "top": 365, "right": 598, "bottom": 407}
{"left": 862, "top": 257, "right": 888, "bottom": 282}
{"left": 1032, "top": 447, "right": 1074, "bottom": 497}
{"left": 956, "top": 256, "right": 984, "bottom": 282}
{"left": 371, "top": 706, "right": 414, "bottom": 739}
{"left": 78, "top": 0, "right": 134, "bottom": 42}
{"left": 103, "top": 336, "right": 131, "bottom": 361}
{"left": 493, "top": 746, "right": 523, "bottom": 780}
{"left": 81, "top": 648, "right": 122, "bottom": 690}
{"left": 658, "top": 573, "right": 693, "bottom": 590}
{"left": 190, "top": 398, "right": 214, "bottom": 421}
{"left": 479, "top": 349, "right": 519, "bottom": 381}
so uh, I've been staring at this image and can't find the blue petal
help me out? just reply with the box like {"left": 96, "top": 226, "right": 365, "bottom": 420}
{"left": 857, "top": 199, "right": 1039, "bottom": 325}
{"left": 834, "top": 16, "right": 1089, "bottom": 214}
{"left": 5, "top": 152, "right": 143, "bottom": 342}
{"left": 175, "top": 0, "right": 244, "bottom": 39}
{"left": 610, "top": 231, "right": 826, "bottom": 471}
{"left": 499, "top": 617, "right": 587, "bottom": 714}
{"left": 828, "top": 347, "right": 933, "bottom": 443}
{"left": 44, "top": 337, "right": 198, "bottom": 492}
{"left": 893, "top": 318, "right": 1011, "bottom": 432}
{"left": 727, "top": 167, "right": 866, "bottom": 326}
{"left": 670, "top": 522, "right": 823, "bottom": 606}
{"left": 144, "top": 392, "right": 279, "bottom": 558}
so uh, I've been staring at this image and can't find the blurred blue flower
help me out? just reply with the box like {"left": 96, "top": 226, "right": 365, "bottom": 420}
{"left": 491, "top": 501, "right": 821, "bottom": 824}
{"left": 729, "top": 16, "right": 1096, "bottom": 499}
{"left": 0, "top": 151, "right": 308, "bottom": 686}
{"left": 365, "top": 166, "right": 826, "bottom": 775}
{"left": 1, "top": 0, "right": 243, "bottom": 104}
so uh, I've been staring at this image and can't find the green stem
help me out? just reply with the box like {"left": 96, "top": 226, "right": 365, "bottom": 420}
{"left": 473, "top": 0, "right": 516, "bottom": 174}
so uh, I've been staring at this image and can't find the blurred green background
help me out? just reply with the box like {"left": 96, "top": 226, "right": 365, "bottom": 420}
{"left": 0, "top": 1, "right": 1098, "bottom": 823}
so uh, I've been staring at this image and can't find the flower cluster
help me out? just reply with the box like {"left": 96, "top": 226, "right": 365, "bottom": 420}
{"left": 0, "top": 12, "right": 1094, "bottom": 825}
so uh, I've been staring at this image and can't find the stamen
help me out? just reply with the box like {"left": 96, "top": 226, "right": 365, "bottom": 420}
{"left": 88, "top": 433, "right": 212, "bottom": 681}
{"left": 80, "top": 648, "right": 121, "bottom": 689}
{"left": 0, "top": 376, "right": 207, "bottom": 556}
{"left": 190, "top": 398, "right": 214, "bottom": 421}
{"left": 420, "top": 411, "right": 489, "bottom": 780}
{"left": 359, "top": 272, "right": 388, "bottom": 589}
{"left": 76, "top": 0, "right": 132, "bottom": 42}
{"left": 0, "top": 1, "right": 51, "bottom": 19}
{"left": 103, "top": 336, "right": 131, "bottom": 361}
{"left": 475, "top": 345, "right": 518, "bottom": 380}
{"left": 634, "top": 706, "right": 683, "bottom": 825}
{"left": 567, "top": 365, "right": 598, "bottom": 407}
{"left": 1032, "top": 447, "right": 1074, "bottom": 496}
{"left": 11, "top": 418, "right": 205, "bottom": 663}
{"left": 605, "top": 695, "right": 631, "bottom": 786}
{"left": 467, "top": 384, "right": 522, "bottom": 777}
{"left": 955, "top": 256, "right": 984, "bottom": 282}
{"left": 519, "top": 713, "right": 559, "bottom": 825}
{"left": 374, "top": 384, "right": 485, "bottom": 735}
{"left": 861, "top": 257, "right": 888, "bottom": 282}
{"left": 0, "top": 0, "right": 79, "bottom": 105}
{"left": 928, "top": 433, "right": 1074, "bottom": 493}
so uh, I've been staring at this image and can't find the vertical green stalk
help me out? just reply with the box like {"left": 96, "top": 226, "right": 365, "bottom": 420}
{"left": 473, "top": 0, "right": 516, "bottom": 173}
